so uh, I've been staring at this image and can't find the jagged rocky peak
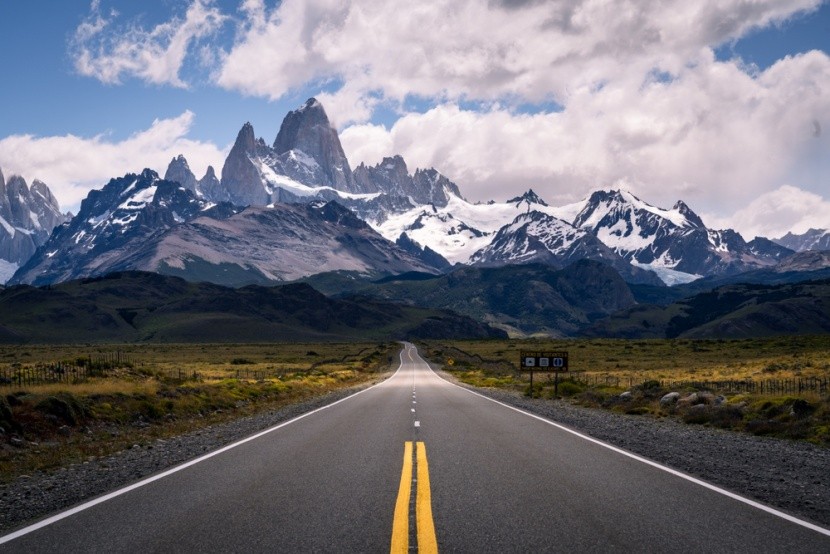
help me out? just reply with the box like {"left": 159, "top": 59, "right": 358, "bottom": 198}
{"left": 411, "top": 168, "right": 462, "bottom": 206}
{"left": 164, "top": 155, "right": 198, "bottom": 193}
{"left": 165, "top": 156, "right": 219, "bottom": 199}
{"left": 1, "top": 172, "right": 64, "bottom": 226}
{"left": 235, "top": 122, "right": 257, "bottom": 153}
{"left": 671, "top": 199, "right": 705, "bottom": 228}
{"left": 6, "top": 175, "right": 36, "bottom": 227}
{"left": 379, "top": 155, "right": 409, "bottom": 175}
{"left": 272, "top": 98, "right": 355, "bottom": 192}
{"left": 351, "top": 156, "right": 462, "bottom": 207}
{"left": 573, "top": 188, "right": 695, "bottom": 231}
{"left": 354, "top": 155, "right": 410, "bottom": 196}
{"left": 199, "top": 165, "right": 219, "bottom": 191}
{"left": 0, "top": 170, "right": 68, "bottom": 274}
{"left": 0, "top": 167, "right": 9, "bottom": 219}
{"left": 508, "top": 189, "right": 549, "bottom": 210}
{"left": 31, "top": 180, "right": 59, "bottom": 209}
{"left": 219, "top": 122, "right": 269, "bottom": 206}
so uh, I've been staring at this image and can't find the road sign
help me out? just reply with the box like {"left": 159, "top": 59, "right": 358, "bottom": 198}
{"left": 520, "top": 351, "right": 568, "bottom": 372}
{"left": 520, "top": 351, "right": 569, "bottom": 396}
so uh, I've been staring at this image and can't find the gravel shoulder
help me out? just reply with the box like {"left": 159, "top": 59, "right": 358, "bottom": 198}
{"left": 2, "top": 366, "right": 829, "bottom": 536}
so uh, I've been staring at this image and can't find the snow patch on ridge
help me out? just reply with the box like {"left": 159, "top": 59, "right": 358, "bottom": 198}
{"left": 596, "top": 218, "right": 652, "bottom": 252}
{"left": 0, "top": 259, "right": 19, "bottom": 284}
{"left": 117, "top": 185, "right": 157, "bottom": 211}
{"left": 618, "top": 189, "right": 692, "bottom": 228}
{"left": 260, "top": 163, "right": 381, "bottom": 201}
{"left": 0, "top": 215, "right": 14, "bottom": 236}
{"left": 631, "top": 261, "right": 701, "bottom": 286}
{"left": 371, "top": 193, "right": 574, "bottom": 264}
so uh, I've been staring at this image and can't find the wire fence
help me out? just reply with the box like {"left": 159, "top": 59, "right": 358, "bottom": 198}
{"left": 0, "top": 352, "right": 135, "bottom": 387}
{"left": 572, "top": 373, "right": 830, "bottom": 395}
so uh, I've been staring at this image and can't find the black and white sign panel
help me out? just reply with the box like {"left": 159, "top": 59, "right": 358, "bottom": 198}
{"left": 520, "top": 351, "right": 569, "bottom": 372}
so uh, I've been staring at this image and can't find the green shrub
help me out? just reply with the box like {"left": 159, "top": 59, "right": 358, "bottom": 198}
{"left": 555, "top": 381, "right": 583, "bottom": 397}
{"left": 35, "top": 393, "right": 86, "bottom": 426}
{"left": 640, "top": 380, "right": 661, "bottom": 390}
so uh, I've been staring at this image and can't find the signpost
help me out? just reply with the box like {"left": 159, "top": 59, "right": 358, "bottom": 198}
{"left": 520, "top": 351, "right": 569, "bottom": 395}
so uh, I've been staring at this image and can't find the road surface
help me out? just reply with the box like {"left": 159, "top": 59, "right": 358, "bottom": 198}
{"left": 2, "top": 343, "right": 828, "bottom": 552}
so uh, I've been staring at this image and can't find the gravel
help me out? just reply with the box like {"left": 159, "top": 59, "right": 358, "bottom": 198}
{"left": 2, "top": 370, "right": 828, "bottom": 535}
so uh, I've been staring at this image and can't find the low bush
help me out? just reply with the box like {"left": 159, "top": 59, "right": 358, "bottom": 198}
{"left": 554, "top": 381, "right": 583, "bottom": 397}
{"left": 34, "top": 393, "right": 86, "bottom": 426}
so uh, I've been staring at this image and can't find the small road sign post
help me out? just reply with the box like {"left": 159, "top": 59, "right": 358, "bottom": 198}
{"left": 520, "top": 351, "right": 569, "bottom": 396}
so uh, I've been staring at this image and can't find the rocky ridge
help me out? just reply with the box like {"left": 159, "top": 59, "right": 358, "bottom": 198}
{"left": 775, "top": 228, "right": 830, "bottom": 252}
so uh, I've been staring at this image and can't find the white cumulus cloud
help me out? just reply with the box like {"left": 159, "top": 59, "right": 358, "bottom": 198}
{"left": 57, "top": 0, "right": 830, "bottom": 239}
{"left": 0, "top": 112, "right": 227, "bottom": 212}
{"left": 340, "top": 50, "right": 830, "bottom": 238}
{"left": 216, "top": 0, "right": 823, "bottom": 122}
{"left": 704, "top": 185, "right": 830, "bottom": 240}
{"left": 71, "top": 0, "right": 226, "bottom": 87}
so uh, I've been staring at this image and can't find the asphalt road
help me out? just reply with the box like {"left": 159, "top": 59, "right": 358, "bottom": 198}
{"left": 2, "top": 343, "right": 828, "bottom": 552}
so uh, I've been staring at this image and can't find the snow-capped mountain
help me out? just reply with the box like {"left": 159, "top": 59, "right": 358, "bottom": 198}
{"left": 208, "top": 102, "right": 366, "bottom": 206}
{"left": 774, "top": 228, "right": 830, "bottom": 252}
{"left": 369, "top": 186, "right": 794, "bottom": 285}
{"left": 469, "top": 210, "right": 662, "bottom": 285}
{"left": 10, "top": 98, "right": 803, "bottom": 289}
{"left": 11, "top": 169, "right": 233, "bottom": 285}
{"left": 0, "top": 168, "right": 68, "bottom": 283}
{"left": 372, "top": 191, "right": 559, "bottom": 265}
{"left": 128, "top": 200, "right": 441, "bottom": 286}
{"left": 11, "top": 169, "right": 440, "bottom": 286}
{"left": 206, "top": 98, "right": 460, "bottom": 212}
{"left": 566, "top": 189, "right": 791, "bottom": 283}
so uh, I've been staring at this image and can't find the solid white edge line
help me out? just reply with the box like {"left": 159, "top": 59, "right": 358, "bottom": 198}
{"left": 424, "top": 353, "right": 830, "bottom": 538}
{"left": 0, "top": 346, "right": 411, "bottom": 545}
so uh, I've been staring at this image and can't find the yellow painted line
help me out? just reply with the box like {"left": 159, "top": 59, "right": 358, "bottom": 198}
{"left": 390, "top": 441, "right": 413, "bottom": 554}
{"left": 391, "top": 441, "right": 439, "bottom": 553}
{"left": 416, "top": 441, "right": 438, "bottom": 553}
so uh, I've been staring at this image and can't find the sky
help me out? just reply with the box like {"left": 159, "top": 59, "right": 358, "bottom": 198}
{"left": 0, "top": 0, "right": 828, "bottom": 240}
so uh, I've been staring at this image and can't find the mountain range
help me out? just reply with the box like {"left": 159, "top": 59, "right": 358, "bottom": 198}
{"left": 11, "top": 98, "right": 824, "bottom": 290}
{"left": 3, "top": 98, "right": 830, "bottom": 341}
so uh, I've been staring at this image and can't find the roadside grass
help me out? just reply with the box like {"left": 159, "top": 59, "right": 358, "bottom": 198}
{"left": 0, "top": 342, "right": 398, "bottom": 481}
{"left": 418, "top": 337, "right": 830, "bottom": 445}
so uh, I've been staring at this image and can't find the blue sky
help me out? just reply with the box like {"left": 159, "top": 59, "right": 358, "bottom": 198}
{"left": 1, "top": 0, "right": 829, "bottom": 239}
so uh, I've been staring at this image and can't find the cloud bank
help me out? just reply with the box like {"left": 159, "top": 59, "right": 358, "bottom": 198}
{"left": 42, "top": 0, "right": 830, "bottom": 238}
{"left": 0, "top": 112, "right": 227, "bottom": 212}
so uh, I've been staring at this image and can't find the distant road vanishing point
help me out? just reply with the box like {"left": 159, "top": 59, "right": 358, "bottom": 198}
{"left": 2, "top": 343, "right": 828, "bottom": 552}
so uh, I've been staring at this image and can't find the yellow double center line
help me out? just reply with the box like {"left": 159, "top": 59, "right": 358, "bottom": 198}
{"left": 391, "top": 441, "right": 438, "bottom": 553}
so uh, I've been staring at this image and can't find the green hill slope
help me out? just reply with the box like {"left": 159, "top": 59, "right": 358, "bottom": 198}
{"left": 583, "top": 279, "right": 830, "bottom": 339}
{"left": 0, "top": 271, "right": 506, "bottom": 343}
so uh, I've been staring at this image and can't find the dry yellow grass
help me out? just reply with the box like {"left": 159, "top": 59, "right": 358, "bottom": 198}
{"left": 0, "top": 342, "right": 399, "bottom": 480}
{"left": 422, "top": 336, "right": 830, "bottom": 384}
